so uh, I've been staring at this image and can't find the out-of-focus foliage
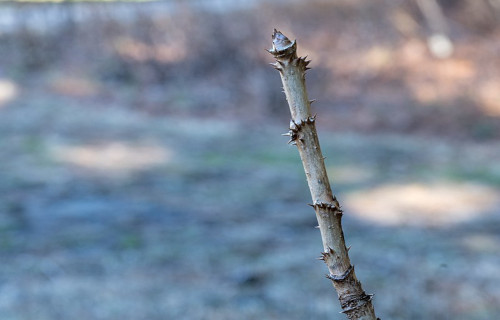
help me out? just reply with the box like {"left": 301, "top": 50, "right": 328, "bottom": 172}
{"left": 0, "top": 0, "right": 499, "bottom": 139}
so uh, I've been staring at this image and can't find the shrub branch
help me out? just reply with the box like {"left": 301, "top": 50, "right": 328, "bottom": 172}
{"left": 268, "top": 29, "right": 378, "bottom": 320}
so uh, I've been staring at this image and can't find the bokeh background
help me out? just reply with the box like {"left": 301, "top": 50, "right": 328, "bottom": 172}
{"left": 0, "top": 0, "right": 499, "bottom": 319}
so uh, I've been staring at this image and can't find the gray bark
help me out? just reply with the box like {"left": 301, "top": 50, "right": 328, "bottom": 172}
{"left": 268, "top": 30, "right": 378, "bottom": 320}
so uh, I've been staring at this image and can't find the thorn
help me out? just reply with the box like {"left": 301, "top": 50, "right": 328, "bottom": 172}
{"left": 319, "top": 251, "right": 329, "bottom": 261}
{"left": 347, "top": 246, "right": 351, "bottom": 252}
{"left": 281, "top": 132, "right": 291, "bottom": 136}
{"left": 270, "top": 62, "right": 283, "bottom": 72}
{"left": 270, "top": 62, "right": 282, "bottom": 69}
{"left": 309, "top": 99, "right": 316, "bottom": 104}
{"left": 304, "top": 59, "right": 312, "bottom": 66}
{"left": 314, "top": 225, "right": 320, "bottom": 229}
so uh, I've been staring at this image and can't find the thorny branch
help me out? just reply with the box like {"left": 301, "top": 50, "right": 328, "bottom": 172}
{"left": 268, "top": 29, "right": 379, "bottom": 320}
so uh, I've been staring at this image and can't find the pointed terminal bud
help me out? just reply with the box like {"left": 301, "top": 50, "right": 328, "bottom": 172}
{"left": 272, "top": 29, "right": 292, "bottom": 49}
{"left": 269, "top": 29, "right": 297, "bottom": 60}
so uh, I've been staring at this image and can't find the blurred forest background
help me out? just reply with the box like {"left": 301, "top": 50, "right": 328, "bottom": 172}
{"left": 0, "top": 0, "right": 499, "bottom": 319}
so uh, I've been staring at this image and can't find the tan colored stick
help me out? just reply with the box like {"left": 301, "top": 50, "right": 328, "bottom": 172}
{"left": 268, "top": 30, "right": 378, "bottom": 320}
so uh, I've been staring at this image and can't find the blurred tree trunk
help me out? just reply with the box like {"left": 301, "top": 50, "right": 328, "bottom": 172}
{"left": 416, "top": 0, "right": 454, "bottom": 58}
{"left": 268, "top": 30, "right": 378, "bottom": 320}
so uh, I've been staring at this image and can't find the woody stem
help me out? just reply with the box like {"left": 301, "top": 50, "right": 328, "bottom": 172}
{"left": 268, "top": 29, "right": 378, "bottom": 320}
